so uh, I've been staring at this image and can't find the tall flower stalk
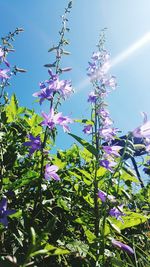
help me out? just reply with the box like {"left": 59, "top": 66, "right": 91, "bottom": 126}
{"left": 32, "top": 1, "right": 74, "bottom": 211}
{"left": 85, "top": 30, "right": 118, "bottom": 264}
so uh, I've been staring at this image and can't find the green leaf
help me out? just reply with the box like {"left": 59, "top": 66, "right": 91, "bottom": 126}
{"left": 30, "top": 249, "right": 48, "bottom": 257}
{"left": 82, "top": 226, "right": 96, "bottom": 243}
{"left": 120, "top": 170, "right": 139, "bottom": 183}
{"left": 66, "top": 240, "right": 89, "bottom": 257}
{"left": 109, "top": 212, "right": 149, "bottom": 230}
{"left": 68, "top": 133, "right": 98, "bottom": 157}
{"left": 30, "top": 227, "right": 36, "bottom": 246}
{"left": 97, "top": 167, "right": 107, "bottom": 177}
{"left": 5, "top": 94, "right": 18, "bottom": 122}
{"left": 53, "top": 156, "right": 67, "bottom": 169}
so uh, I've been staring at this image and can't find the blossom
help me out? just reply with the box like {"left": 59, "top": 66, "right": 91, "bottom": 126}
{"left": 56, "top": 114, "right": 73, "bottom": 133}
{"left": 41, "top": 108, "right": 73, "bottom": 132}
{"left": 0, "top": 197, "right": 16, "bottom": 227}
{"left": 98, "top": 190, "right": 116, "bottom": 203}
{"left": 99, "top": 127, "right": 118, "bottom": 142}
{"left": 87, "top": 91, "right": 97, "bottom": 103}
{"left": 133, "top": 120, "right": 150, "bottom": 139}
{"left": 83, "top": 124, "right": 92, "bottom": 134}
{"left": 41, "top": 108, "right": 62, "bottom": 130}
{"left": 24, "top": 134, "right": 41, "bottom": 155}
{"left": 132, "top": 112, "right": 150, "bottom": 139}
{"left": 112, "top": 239, "right": 134, "bottom": 255}
{"left": 58, "top": 79, "right": 73, "bottom": 99}
{"left": 33, "top": 69, "right": 73, "bottom": 103}
{"left": 103, "top": 117, "right": 113, "bottom": 127}
{"left": 99, "top": 158, "right": 117, "bottom": 172}
{"left": 0, "top": 47, "right": 4, "bottom": 59}
{"left": 45, "top": 164, "right": 60, "bottom": 181}
{"left": 87, "top": 61, "right": 97, "bottom": 77}
{"left": 0, "top": 68, "right": 10, "bottom": 81}
{"left": 101, "top": 76, "right": 117, "bottom": 90}
{"left": 103, "top": 145, "right": 121, "bottom": 157}
{"left": 33, "top": 87, "right": 53, "bottom": 104}
{"left": 0, "top": 47, "right": 10, "bottom": 67}
{"left": 98, "top": 108, "right": 110, "bottom": 118}
{"left": 109, "top": 205, "right": 126, "bottom": 221}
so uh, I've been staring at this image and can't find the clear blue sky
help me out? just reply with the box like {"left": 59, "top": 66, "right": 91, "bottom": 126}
{"left": 1, "top": 0, "right": 150, "bottom": 150}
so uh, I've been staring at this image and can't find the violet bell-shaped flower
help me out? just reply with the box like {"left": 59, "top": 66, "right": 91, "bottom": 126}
{"left": 103, "top": 145, "right": 122, "bottom": 157}
{"left": 87, "top": 91, "right": 97, "bottom": 103}
{"left": 99, "top": 158, "right": 117, "bottom": 172}
{"left": 0, "top": 47, "right": 4, "bottom": 60}
{"left": 0, "top": 197, "right": 16, "bottom": 227}
{"left": 56, "top": 113, "right": 73, "bottom": 133}
{"left": 33, "top": 86, "right": 53, "bottom": 105}
{"left": 112, "top": 239, "right": 134, "bottom": 255}
{"left": 99, "top": 127, "right": 118, "bottom": 142}
{"left": 24, "top": 134, "right": 41, "bottom": 155}
{"left": 45, "top": 164, "right": 60, "bottom": 181}
{"left": 109, "top": 205, "right": 126, "bottom": 221}
{"left": 33, "top": 70, "right": 73, "bottom": 103}
{"left": 41, "top": 108, "right": 73, "bottom": 133}
{"left": 41, "top": 108, "right": 62, "bottom": 130}
{"left": 0, "top": 68, "right": 10, "bottom": 81}
{"left": 133, "top": 120, "right": 150, "bottom": 139}
{"left": 132, "top": 112, "right": 150, "bottom": 139}
{"left": 98, "top": 190, "right": 116, "bottom": 203}
{"left": 83, "top": 124, "right": 93, "bottom": 134}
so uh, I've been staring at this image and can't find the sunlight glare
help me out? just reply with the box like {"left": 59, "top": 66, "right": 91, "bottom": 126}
{"left": 76, "top": 32, "right": 150, "bottom": 92}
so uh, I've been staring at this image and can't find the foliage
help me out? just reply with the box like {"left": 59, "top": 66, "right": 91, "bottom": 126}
{"left": 0, "top": 1, "right": 149, "bottom": 267}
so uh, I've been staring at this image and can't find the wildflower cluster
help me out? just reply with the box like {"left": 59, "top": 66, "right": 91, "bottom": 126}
{"left": 24, "top": 1, "right": 73, "bottom": 183}
{"left": 85, "top": 39, "right": 120, "bottom": 173}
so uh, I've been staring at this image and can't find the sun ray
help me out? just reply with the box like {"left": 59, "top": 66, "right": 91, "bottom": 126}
{"left": 76, "top": 32, "right": 150, "bottom": 92}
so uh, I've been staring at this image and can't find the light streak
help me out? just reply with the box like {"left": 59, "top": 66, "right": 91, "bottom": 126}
{"left": 76, "top": 32, "right": 150, "bottom": 92}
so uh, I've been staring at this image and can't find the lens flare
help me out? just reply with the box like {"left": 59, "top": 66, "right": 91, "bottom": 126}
{"left": 76, "top": 32, "right": 150, "bottom": 92}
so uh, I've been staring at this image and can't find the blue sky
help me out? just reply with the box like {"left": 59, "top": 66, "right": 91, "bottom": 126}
{"left": 1, "top": 0, "right": 150, "bottom": 150}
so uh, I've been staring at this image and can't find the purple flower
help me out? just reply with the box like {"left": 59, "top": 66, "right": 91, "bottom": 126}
{"left": 58, "top": 80, "right": 73, "bottom": 99}
{"left": 83, "top": 124, "right": 92, "bottom": 134}
{"left": 0, "top": 197, "right": 16, "bottom": 227}
{"left": 103, "top": 117, "right": 113, "bottom": 127}
{"left": 45, "top": 164, "right": 60, "bottom": 181}
{"left": 109, "top": 205, "right": 126, "bottom": 221}
{"left": 101, "top": 76, "right": 117, "bottom": 90}
{"left": 56, "top": 114, "right": 73, "bottom": 133}
{"left": 0, "top": 48, "right": 10, "bottom": 67}
{"left": 33, "top": 87, "right": 53, "bottom": 104}
{"left": 87, "top": 61, "right": 97, "bottom": 75}
{"left": 98, "top": 108, "right": 110, "bottom": 118}
{"left": 98, "top": 190, "right": 116, "bottom": 203}
{"left": 112, "top": 239, "right": 134, "bottom": 255}
{"left": 99, "top": 127, "right": 118, "bottom": 142}
{"left": 133, "top": 120, "right": 150, "bottom": 139}
{"left": 41, "top": 108, "right": 73, "bottom": 132}
{"left": 41, "top": 108, "right": 61, "bottom": 130}
{"left": 87, "top": 91, "right": 97, "bottom": 103}
{"left": 0, "top": 68, "right": 10, "bottom": 81}
{"left": 99, "top": 159, "right": 117, "bottom": 172}
{"left": 0, "top": 47, "right": 4, "bottom": 59}
{"left": 48, "top": 69, "right": 58, "bottom": 81}
{"left": 103, "top": 145, "right": 121, "bottom": 157}
{"left": 33, "top": 69, "right": 73, "bottom": 103}
{"left": 24, "top": 134, "right": 41, "bottom": 155}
